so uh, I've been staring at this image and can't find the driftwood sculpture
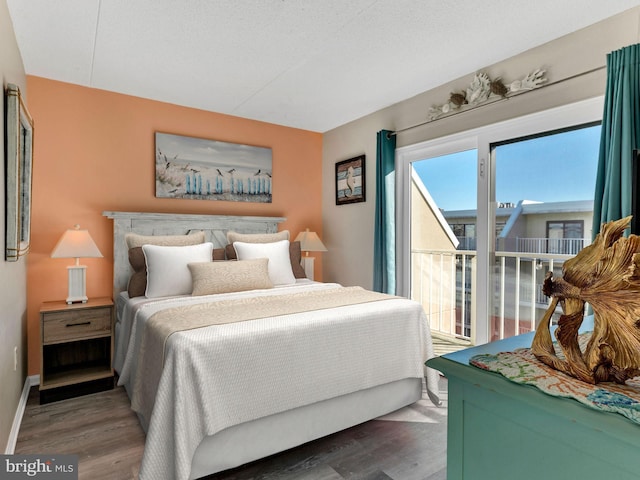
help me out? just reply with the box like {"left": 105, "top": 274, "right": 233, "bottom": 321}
{"left": 532, "top": 216, "right": 640, "bottom": 384}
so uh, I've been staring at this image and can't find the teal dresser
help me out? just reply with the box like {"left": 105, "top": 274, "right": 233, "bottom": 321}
{"left": 427, "top": 328, "right": 640, "bottom": 480}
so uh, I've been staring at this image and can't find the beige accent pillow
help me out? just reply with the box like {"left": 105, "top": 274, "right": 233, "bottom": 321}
{"left": 189, "top": 258, "right": 273, "bottom": 296}
{"left": 125, "top": 231, "right": 206, "bottom": 249}
{"left": 226, "top": 230, "right": 289, "bottom": 245}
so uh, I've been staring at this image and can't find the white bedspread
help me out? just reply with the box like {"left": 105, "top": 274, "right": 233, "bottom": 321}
{"left": 115, "top": 281, "right": 440, "bottom": 480}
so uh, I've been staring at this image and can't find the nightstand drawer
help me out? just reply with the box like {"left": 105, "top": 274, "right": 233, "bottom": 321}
{"left": 42, "top": 307, "right": 111, "bottom": 344}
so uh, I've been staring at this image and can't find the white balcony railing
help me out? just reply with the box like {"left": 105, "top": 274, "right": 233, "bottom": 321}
{"left": 411, "top": 249, "right": 476, "bottom": 342}
{"left": 498, "top": 237, "right": 589, "bottom": 255}
{"left": 457, "top": 237, "right": 588, "bottom": 255}
{"left": 411, "top": 249, "right": 576, "bottom": 344}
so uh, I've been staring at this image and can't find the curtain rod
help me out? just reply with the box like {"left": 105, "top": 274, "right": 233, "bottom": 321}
{"left": 387, "top": 65, "right": 606, "bottom": 138}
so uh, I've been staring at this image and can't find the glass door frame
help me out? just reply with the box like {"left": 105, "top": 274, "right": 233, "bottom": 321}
{"left": 396, "top": 96, "right": 603, "bottom": 346}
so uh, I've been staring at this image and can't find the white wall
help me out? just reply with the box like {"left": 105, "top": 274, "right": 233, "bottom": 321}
{"left": 322, "top": 7, "right": 640, "bottom": 289}
{"left": 0, "top": 0, "right": 28, "bottom": 453}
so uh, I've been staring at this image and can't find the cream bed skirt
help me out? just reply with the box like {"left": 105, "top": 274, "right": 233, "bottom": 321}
{"left": 189, "top": 377, "right": 423, "bottom": 479}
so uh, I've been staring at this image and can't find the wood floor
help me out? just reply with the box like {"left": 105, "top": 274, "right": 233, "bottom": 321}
{"left": 14, "top": 381, "right": 447, "bottom": 480}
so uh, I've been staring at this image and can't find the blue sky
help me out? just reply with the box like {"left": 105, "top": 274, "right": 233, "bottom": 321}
{"left": 413, "top": 124, "right": 601, "bottom": 211}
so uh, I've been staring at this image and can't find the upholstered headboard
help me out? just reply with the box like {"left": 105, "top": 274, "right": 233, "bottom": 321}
{"left": 103, "top": 211, "right": 286, "bottom": 297}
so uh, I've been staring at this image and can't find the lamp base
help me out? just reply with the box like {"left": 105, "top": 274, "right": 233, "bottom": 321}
{"left": 301, "top": 257, "right": 315, "bottom": 281}
{"left": 66, "top": 265, "right": 88, "bottom": 304}
{"left": 66, "top": 297, "right": 88, "bottom": 305}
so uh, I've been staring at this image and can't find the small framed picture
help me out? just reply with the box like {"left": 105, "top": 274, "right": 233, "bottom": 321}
{"left": 335, "top": 155, "right": 365, "bottom": 205}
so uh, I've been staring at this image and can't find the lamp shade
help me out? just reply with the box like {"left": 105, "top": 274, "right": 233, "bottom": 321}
{"left": 51, "top": 224, "right": 103, "bottom": 262}
{"left": 294, "top": 228, "right": 327, "bottom": 253}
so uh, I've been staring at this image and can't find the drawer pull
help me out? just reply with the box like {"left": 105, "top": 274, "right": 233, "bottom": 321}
{"left": 66, "top": 321, "right": 91, "bottom": 327}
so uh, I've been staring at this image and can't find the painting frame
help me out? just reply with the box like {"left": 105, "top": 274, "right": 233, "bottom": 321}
{"left": 155, "top": 132, "right": 273, "bottom": 203}
{"left": 5, "top": 84, "right": 34, "bottom": 261}
{"left": 335, "top": 155, "right": 365, "bottom": 205}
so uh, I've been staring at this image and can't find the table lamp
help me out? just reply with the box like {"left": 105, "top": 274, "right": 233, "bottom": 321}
{"left": 51, "top": 224, "right": 103, "bottom": 304}
{"left": 294, "top": 228, "right": 327, "bottom": 280}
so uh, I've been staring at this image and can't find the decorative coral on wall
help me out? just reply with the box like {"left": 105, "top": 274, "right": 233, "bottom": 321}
{"left": 428, "top": 68, "right": 547, "bottom": 120}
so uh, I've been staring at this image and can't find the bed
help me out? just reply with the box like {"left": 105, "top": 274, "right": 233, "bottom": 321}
{"left": 103, "top": 211, "right": 441, "bottom": 480}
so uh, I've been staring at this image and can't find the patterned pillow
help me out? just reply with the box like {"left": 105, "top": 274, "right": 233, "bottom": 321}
{"left": 189, "top": 259, "right": 273, "bottom": 295}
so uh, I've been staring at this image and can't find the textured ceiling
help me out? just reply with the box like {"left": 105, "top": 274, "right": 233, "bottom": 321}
{"left": 7, "top": 1, "right": 640, "bottom": 132}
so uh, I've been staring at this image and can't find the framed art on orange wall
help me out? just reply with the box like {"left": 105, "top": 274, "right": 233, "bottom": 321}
{"left": 155, "top": 132, "right": 273, "bottom": 203}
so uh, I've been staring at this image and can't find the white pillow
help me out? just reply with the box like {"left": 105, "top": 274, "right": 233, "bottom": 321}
{"left": 143, "top": 242, "right": 214, "bottom": 298}
{"left": 233, "top": 240, "right": 296, "bottom": 286}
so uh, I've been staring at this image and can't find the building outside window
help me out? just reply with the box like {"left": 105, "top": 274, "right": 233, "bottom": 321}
{"left": 450, "top": 223, "right": 476, "bottom": 250}
{"left": 546, "top": 220, "right": 584, "bottom": 254}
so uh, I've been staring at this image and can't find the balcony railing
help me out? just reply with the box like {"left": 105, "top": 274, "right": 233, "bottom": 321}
{"left": 499, "top": 237, "right": 589, "bottom": 255}
{"left": 493, "top": 252, "right": 572, "bottom": 340}
{"left": 411, "top": 248, "right": 576, "bottom": 344}
{"left": 456, "top": 237, "right": 588, "bottom": 255}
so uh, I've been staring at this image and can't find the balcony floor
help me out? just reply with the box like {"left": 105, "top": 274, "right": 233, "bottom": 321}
{"left": 431, "top": 331, "right": 473, "bottom": 356}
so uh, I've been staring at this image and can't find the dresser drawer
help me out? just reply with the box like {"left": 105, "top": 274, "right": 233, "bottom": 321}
{"left": 42, "top": 307, "right": 112, "bottom": 344}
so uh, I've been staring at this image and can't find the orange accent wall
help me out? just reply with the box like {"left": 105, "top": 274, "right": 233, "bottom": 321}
{"left": 26, "top": 76, "right": 323, "bottom": 376}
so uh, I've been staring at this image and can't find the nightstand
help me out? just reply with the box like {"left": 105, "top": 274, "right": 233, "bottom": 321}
{"left": 39, "top": 297, "right": 114, "bottom": 404}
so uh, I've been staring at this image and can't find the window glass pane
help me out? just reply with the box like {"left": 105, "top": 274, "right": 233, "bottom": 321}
{"left": 547, "top": 222, "right": 563, "bottom": 239}
{"left": 564, "top": 222, "right": 583, "bottom": 238}
{"left": 495, "top": 125, "right": 600, "bottom": 206}
{"left": 464, "top": 224, "right": 475, "bottom": 238}
{"left": 491, "top": 124, "right": 600, "bottom": 340}
{"left": 410, "top": 150, "right": 477, "bottom": 341}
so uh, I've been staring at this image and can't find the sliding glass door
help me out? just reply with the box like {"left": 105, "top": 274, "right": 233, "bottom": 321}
{"left": 396, "top": 97, "right": 603, "bottom": 346}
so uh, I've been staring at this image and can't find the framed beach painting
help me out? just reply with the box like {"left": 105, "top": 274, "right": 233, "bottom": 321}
{"left": 335, "top": 155, "right": 365, "bottom": 205}
{"left": 155, "top": 132, "right": 272, "bottom": 203}
{"left": 5, "top": 84, "right": 34, "bottom": 261}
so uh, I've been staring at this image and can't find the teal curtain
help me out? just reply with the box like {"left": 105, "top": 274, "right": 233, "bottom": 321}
{"left": 592, "top": 44, "right": 640, "bottom": 237}
{"left": 373, "top": 130, "right": 397, "bottom": 294}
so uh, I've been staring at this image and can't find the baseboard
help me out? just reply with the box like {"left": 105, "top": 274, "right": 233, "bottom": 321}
{"left": 5, "top": 374, "right": 39, "bottom": 454}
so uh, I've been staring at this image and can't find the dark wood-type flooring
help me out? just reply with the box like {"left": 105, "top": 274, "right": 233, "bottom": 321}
{"left": 15, "top": 380, "right": 447, "bottom": 480}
